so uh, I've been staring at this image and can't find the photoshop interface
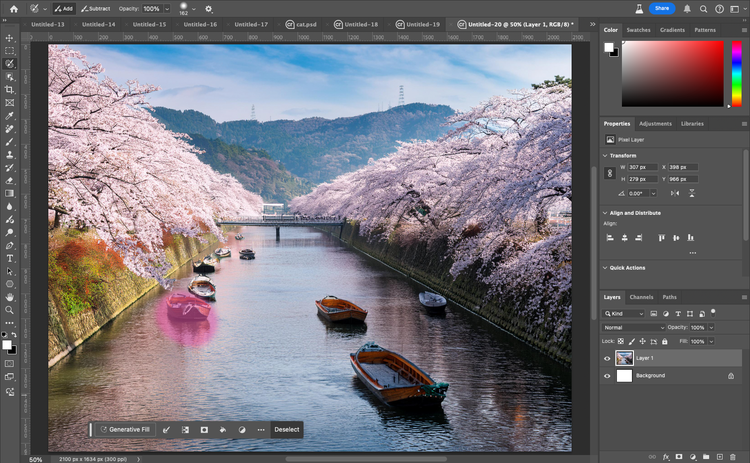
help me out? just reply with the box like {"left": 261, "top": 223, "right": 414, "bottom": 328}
{"left": 0, "top": 0, "right": 747, "bottom": 462}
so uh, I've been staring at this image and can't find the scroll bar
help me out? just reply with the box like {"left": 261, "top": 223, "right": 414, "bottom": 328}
{"left": 287, "top": 458, "right": 447, "bottom": 462}
{"left": 744, "top": 150, "right": 748, "bottom": 242}
{"left": 743, "top": 150, "right": 748, "bottom": 277}
{"left": 592, "top": 167, "right": 598, "bottom": 320}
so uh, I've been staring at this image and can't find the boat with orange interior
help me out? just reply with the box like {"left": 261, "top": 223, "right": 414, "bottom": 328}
{"left": 315, "top": 296, "right": 367, "bottom": 323}
{"left": 166, "top": 293, "right": 211, "bottom": 321}
{"left": 188, "top": 275, "right": 217, "bottom": 301}
{"left": 350, "top": 342, "right": 449, "bottom": 408}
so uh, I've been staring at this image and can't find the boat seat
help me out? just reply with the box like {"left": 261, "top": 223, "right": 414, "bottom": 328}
{"left": 361, "top": 362, "right": 416, "bottom": 388}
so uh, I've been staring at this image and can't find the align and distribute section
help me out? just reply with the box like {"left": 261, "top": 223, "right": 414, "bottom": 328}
{"left": 622, "top": 41, "right": 724, "bottom": 107}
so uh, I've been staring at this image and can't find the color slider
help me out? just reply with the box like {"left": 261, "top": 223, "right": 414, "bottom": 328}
{"left": 732, "top": 41, "right": 742, "bottom": 107}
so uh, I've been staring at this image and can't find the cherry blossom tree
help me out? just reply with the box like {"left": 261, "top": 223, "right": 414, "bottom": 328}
{"left": 291, "top": 85, "right": 572, "bottom": 339}
{"left": 48, "top": 45, "right": 263, "bottom": 285}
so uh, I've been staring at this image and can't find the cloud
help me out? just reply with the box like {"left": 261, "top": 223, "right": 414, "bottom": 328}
{"left": 157, "top": 85, "right": 222, "bottom": 98}
{"left": 69, "top": 44, "right": 572, "bottom": 123}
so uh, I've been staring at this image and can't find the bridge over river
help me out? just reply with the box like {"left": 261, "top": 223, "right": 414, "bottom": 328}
{"left": 217, "top": 216, "right": 346, "bottom": 239}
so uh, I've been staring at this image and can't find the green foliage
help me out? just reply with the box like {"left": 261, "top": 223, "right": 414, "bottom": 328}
{"left": 187, "top": 134, "right": 314, "bottom": 204}
{"left": 151, "top": 108, "right": 219, "bottom": 138}
{"left": 531, "top": 75, "right": 572, "bottom": 89}
{"left": 153, "top": 103, "right": 455, "bottom": 184}
{"left": 48, "top": 233, "right": 124, "bottom": 315}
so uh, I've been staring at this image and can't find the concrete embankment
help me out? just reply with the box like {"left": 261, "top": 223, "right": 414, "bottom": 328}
{"left": 48, "top": 234, "right": 219, "bottom": 368}
{"left": 320, "top": 222, "right": 571, "bottom": 365}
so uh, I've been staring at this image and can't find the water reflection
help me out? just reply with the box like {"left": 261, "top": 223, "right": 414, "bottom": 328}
{"left": 349, "top": 376, "right": 455, "bottom": 452}
{"left": 319, "top": 314, "right": 368, "bottom": 337}
{"left": 48, "top": 226, "right": 571, "bottom": 452}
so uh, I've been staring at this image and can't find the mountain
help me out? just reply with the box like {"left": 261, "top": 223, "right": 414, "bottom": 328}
{"left": 153, "top": 103, "right": 455, "bottom": 183}
{"left": 186, "top": 134, "right": 314, "bottom": 204}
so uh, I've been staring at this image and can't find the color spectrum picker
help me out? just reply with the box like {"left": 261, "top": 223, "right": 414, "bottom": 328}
{"left": 732, "top": 41, "right": 742, "bottom": 108}
{"left": 622, "top": 41, "right": 724, "bottom": 107}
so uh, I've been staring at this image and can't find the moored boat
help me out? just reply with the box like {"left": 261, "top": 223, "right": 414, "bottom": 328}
{"left": 166, "top": 293, "right": 211, "bottom": 321}
{"left": 188, "top": 275, "right": 217, "bottom": 301}
{"left": 350, "top": 342, "right": 449, "bottom": 408}
{"left": 214, "top": 247, "right": 231, "bottom": 258}
{"left": 316, "top": 296, "right": 367, "bottom": 323}
{"left": 239, "top": 248, "right": 255, "bottom": 260}
{"left": 235, "top": 233, "right": 244, "bottom": 240}
{"left": 419, "top": 291, "right": 447, "bottom": 311}
{"left": 193, "top": 259, "right": 215, "bottom": 273}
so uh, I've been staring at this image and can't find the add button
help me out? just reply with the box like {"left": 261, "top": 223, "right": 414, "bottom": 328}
{"left": 649, "top": 2, "right": 676, "bottom": 14}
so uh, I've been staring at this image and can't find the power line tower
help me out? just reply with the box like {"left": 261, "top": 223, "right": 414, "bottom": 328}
{"left": 251, "top": 104, "right": 256, "bottom": 120}
{"left": 398, "top": 85, "right": 404, "bottom": 106}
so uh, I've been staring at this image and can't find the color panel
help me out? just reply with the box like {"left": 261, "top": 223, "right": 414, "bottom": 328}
{"left": 622, "top": 41, "right": 724, "bottom": 107}
{"left": 732, "top": 41, "right": 742, "bottom": 107}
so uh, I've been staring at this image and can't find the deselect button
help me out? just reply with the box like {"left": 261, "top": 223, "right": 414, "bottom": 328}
{"left": 649, "top": 2, "right": 676, "bottom": 14}
{"left": 270, "top": 421, "right": 304, "bottom": 438}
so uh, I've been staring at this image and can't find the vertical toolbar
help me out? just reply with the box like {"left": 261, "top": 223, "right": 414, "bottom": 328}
{"left": 0, "top": 22, "right": 21, "bottom": 463}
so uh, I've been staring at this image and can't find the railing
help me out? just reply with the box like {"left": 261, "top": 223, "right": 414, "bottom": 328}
{"left": 216, "top": 216, "right": 345, "bottom": 226}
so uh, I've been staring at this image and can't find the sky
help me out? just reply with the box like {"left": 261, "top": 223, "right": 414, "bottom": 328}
{"left": 69, "top": 44, "right": 572, "bottom": 123}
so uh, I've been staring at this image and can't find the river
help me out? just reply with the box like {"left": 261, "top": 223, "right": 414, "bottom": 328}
{"left": 48, "top": 226, "right": 572, "bottom": 452}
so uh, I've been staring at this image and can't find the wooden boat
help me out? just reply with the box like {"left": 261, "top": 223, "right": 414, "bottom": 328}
{"left": 419, "top": 291, "right": 447, "bottom": 311}
{"left": 239, "top": 249, "right": 255, "bottom": 260}
{"left": 166, "top": 293, "right": 211, "bottom": 321}
{"left": 188, "top": 275, "right": 216, "bottom": 301}
{"left": 316, "top": 296, "right": 367, "bottom": 323}
{"left": 235, "top": 233, "right": 244, "bottom": 240}
{"left": 350, "top": 342, "right": 449, "bottom": 408}
{"left": 214, "top": 247, "right": 231, "bottom": 258}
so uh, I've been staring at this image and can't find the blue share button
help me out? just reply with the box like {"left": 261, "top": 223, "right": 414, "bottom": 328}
{"left": 649, "top": 2, "right": 676, "bottom": 14}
